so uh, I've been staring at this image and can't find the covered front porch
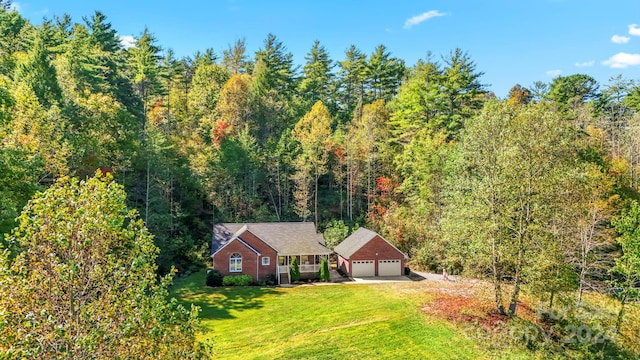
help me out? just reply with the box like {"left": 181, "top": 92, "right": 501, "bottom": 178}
{"left": 277, "top": 254, "right": 329, "bottom": 284}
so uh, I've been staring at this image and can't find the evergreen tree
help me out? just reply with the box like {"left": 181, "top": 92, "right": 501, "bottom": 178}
{"left": 14, "top": 28, "right": 62, "bottom": 109}
{"left": 0, "top": 5, "right": 28, "bottom": 75}
{"left": 388, "top": 56, "right": 443, "bottom": 144}
{"left": 290, "top": 256, "right": 301, "bottom": 282}
{"left": 336, "top": 45, "right": 367, "bottom": 122}
{"left": 366, "top": 44, "right": 405, "bottom": 102}
{"left": 251, "top": 33, "right": 298, "bottom": 143}
{"left": 299, "top": 40, "right": 334, "bottom": 109}
{"left": 319, "top": 257, "right": 330, "bottom": 282}
{"left": 439, "top": 48, "right": 486, "bottom": 134}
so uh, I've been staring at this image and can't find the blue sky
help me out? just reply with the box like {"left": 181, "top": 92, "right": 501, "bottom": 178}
{"left": 10, "top": 0, "right": 640, "bottom": 97}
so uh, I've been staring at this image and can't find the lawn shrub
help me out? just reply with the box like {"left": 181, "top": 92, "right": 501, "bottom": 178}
{"left": 206, "top": 269, "right": 223, "bottom": 287}
{"left": 290, "top": 257, "right": 300, "bottom": 282}
{"left": 222, "top": 274, "right": 253, "bottom": 286}
{"left": 264, "top": 273, "right": 277, "bottom": 286}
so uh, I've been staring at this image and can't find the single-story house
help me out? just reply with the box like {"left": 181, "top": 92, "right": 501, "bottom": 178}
{"left": 334, "top": 227, "right": 408, "bottom": 277}
{"left": 211, "top": 222, "right": 332, "bottom": 284}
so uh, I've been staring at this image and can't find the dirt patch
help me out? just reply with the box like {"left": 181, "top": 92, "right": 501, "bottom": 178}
{"left": 422, "top": 291, "right": 541, "bottom": 334}
{"left": 423, "top": 294, "right": 508, "bottom": 331}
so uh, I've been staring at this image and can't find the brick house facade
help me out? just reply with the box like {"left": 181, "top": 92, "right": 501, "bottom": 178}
{"left": 211, "top": 223, "right": 332, "bottom": 283}
{"left": 212, "top": 234, "right": 278, "bottom": 281}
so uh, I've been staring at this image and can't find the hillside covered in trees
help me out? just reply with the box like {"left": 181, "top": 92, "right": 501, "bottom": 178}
{"left": 1, "top": 4, "right": 640, "bottom": 347}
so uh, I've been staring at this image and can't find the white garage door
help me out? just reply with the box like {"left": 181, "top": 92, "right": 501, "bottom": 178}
{"left": 378, "top": 259, "right": 402, "bottom": 276}
{"left": 352, "top": 260, "right": 375, "bottom": 277}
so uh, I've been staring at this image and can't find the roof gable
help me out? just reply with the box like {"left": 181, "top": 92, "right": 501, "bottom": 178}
{"left": 211, "top": 223, "right": 246, "bottom": 255}
{"left": 334, "top": 227, "right": 407, "bottom": 259}
{"left": 211, "top": 235, "right": 261, "bottom": 258}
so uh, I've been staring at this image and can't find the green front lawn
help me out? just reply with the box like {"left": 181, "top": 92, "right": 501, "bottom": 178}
{"left": 172, "top": 271, "right": 489, "bottom": 359}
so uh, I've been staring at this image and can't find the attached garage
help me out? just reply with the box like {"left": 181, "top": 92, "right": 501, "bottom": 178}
{"left": 378, "top": 259, "right": 402, "bottom": 276}
{"left": 352, "top": 260, "right": 375, "bottom": 277}
{"left": 334, "top": 227, "right": 408, "bottom": 278}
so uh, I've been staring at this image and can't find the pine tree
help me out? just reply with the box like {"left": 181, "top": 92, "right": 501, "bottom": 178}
{"left": 299, "top": 40, "right": 334, "bottom": 109}
{"left": 14, "top": 29, "right": 62, "bottom": 109}
{"left": 319, "top": 257, "right": 330, "bottom": 282}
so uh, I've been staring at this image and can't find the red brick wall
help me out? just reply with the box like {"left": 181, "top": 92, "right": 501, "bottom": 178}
{"left": 239, "top": 231, "right": 278, "bottom": 279}
{"left": 212, "top": 230, "right": 278, "bottom": 281}
{"left": 213, "top": 240, "right": 259, "bottom": 279}
{"left": 349, "top": 235, "right": 405, "bottom": 276}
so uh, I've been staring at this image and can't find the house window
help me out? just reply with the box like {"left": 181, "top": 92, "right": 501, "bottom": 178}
{"left": 230, "top": 253, "right": 242, "bottom": 272}
{"left": 262, "top": 257, "right": 270, "bottom": 266}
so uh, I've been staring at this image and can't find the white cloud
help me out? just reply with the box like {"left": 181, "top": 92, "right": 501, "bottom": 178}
{"left": 602, "top": 52, "right": 640, "bottom": 68}
{"left": 403, "top": 10, "right": 446, "bottom": 29}
{"left": 118, "top": 35, "right": 136, "bottom": 49}
{"left": 611, "top": 34, "right": 630, "bottom": 44}
{"left": 9, "top": 1, "right": 21, "bottom": 12}
{"left": 546, "top": 69, "right": 562, "bottom": 77}
{"left": 629, "top": 24, "right": 640, "bottom": 36}
{"left": 575, "top": 61, "right": 595, "bottom": 67}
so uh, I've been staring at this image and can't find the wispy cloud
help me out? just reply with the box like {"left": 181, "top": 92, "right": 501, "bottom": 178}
{"left": 118, "top": 35, "right": 136, "bottom": 49}
{"left": 546, "top": 69, "right": 562, "bottom": 77}
{"left": 403, "top": 10, "right": 446, "bottom": 29}
{"left": 629, "top": 24, "right": 640, "bottom": 36}
{"left": 575, "top": 61, "right": 594, "bottom": 67}
{"left": 611, "top": 35, "right": 630, "bottom": 44}
{"left": 602, "top": 52, "right": 640, "bottom": 68}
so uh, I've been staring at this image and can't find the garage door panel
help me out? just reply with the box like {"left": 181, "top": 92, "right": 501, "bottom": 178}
{"left": 378, "top": 259, "right": 401, "bottom": 276}
{"left": 352, "top": 260, "right": 375, "bottom": 277}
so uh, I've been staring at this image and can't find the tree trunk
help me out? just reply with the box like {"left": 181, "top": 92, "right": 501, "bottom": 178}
{"left": 492, "top": 237, "right": 505, "bottom": 314}
{"left": 615, "top": 295, "right": 627, "bottom": 334}
{"left": 314, "top": 169, "right": 319, "bottom": 229}
{"left": 145, "top": 157, "right": 150, "bottom": 224}
{"left": 508, "top": 234, "right": 525, "bottom": 316}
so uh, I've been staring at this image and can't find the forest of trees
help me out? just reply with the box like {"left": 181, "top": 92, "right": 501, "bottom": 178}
{"left": 1, "top": 4, "right": 640, "bottom": 338}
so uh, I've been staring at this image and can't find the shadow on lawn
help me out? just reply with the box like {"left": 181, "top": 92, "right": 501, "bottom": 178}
{"left": 172, "top": 274, "right": 282, "bottom": 320}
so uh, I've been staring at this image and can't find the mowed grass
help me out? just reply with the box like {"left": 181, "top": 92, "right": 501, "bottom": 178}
{"left": 172, "top": 271, "right": 489, "bottom": 359}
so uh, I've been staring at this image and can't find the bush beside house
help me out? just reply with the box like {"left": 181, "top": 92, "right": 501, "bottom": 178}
{"left": 290, "top": 257, "right": 301, "bottom": 282}
{"left": 206, "top": 269, "right": 223, "bottom": 287}
{"left": 222, "top": 275, "right": 254, "bottom": 286}
{"left": 319, "top": 257, "right": 330, "bottom": 282}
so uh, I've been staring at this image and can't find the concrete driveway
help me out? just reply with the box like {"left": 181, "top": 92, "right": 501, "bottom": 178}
{"left": 349, "top": 275, "right": 412, "bottom": 283}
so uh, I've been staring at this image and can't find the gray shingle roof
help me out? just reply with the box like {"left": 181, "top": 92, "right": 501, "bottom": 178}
{"left": 334, "top": 227, "right": 407, "bottom": 259}
{"left": 212, "top": 222, "right": 332, "bottom": 256}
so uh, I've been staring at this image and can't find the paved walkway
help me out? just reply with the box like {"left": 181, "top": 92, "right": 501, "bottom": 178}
{"left": 349, "top": 275, "right": 412, "bottom": 284}
{"left": 279, "top": 270, "right": 459, "bottom": 287}
{"left": 329, "top": 269, "right": 347, "bottom": 282}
